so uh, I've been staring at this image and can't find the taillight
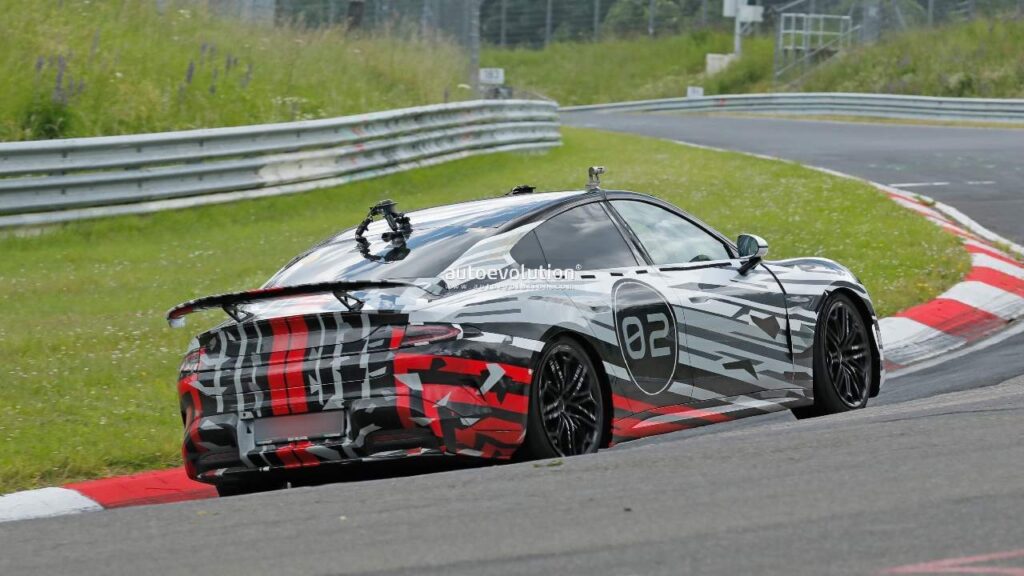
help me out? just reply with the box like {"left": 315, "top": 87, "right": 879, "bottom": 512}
{"left": 395, "top": 324, "right": 461, "bottom": 348}
{"left": 179, "top": 347, "right": 204, "bottom": 373}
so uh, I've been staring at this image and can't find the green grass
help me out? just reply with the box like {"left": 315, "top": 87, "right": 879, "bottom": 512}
{"left": 799, "top": 17, "right": 1024, "bottom": 97}
{"left": 484, "top": 16, "right": 1024, "bottom": 103}
{"left": 482, "top": 31, "right": 774, "bottom": 105}
{"left": 0, "top": 0, "right": 465, "bottom": 140}
{"left": 0, "top": 127, "right": 968, "bottom": 492}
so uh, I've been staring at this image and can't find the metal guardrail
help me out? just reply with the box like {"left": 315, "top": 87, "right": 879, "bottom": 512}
{"left": 0, "top": 100, "right": 560, "bottom": 227}
{"left": 561, "top": 93, "right": 1024, "bottom": 123}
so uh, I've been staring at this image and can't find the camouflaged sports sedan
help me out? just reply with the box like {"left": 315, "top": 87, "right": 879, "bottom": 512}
{"left": 168, "top": 169, "right": 884, "bottom": 496}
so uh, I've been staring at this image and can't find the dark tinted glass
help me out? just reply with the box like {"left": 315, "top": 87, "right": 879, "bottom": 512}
{"left": 533, "top": 203, "right": 638, "bottom": 270}
{"left": 510, "top": 230, "right": 547, "bottom": 269}
{"left": 610, "top": 200, "right": 730, "bottom": 264}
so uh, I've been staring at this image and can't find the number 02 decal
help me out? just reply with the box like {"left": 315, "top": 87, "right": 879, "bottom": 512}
{"left": 621, "top": 313, "right": 671, "bottom": 361}
{"left": 612, "top": 279, "right": 678, "bottom": 395}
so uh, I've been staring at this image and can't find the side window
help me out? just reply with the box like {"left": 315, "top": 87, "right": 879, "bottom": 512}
{"left": 510, "top": 230, "right": 547, "bottom": 269}
{"left": 610, "top": 200, "right": 731, "bottom": 264}
{"left": 533, "top": 203, "right": 639, "bottom": 270}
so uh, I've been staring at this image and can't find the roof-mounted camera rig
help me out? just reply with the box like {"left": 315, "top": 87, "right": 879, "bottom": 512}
{"left": 586, "top": 166, "right": 605, "bottom": 191}
{"left": 354, "top": 199, "right": 413, "bottom": 263}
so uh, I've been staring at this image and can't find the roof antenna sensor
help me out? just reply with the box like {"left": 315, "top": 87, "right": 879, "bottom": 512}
{"left": 586, "top": 166, "right": 605, "bottom": 191}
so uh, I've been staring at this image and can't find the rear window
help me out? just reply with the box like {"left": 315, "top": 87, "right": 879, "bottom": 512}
{"left": 266, "top": 192, "right": 585, "bottom": 287}
{"left": 267, "top": 225, "right": 488, "bottom": 287}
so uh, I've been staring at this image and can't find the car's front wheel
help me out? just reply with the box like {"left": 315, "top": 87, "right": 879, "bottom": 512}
{"left": 793, "top": 292, "right": 874, "bottom": 419}
{"left": 520, "top": 336, "right": 605, "bottom": 459}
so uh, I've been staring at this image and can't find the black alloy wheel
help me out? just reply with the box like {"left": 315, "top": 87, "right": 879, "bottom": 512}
{"left": 823, "top": 296, "right": 871, "bottom": 407}
{"left": 521, "top": 337, "right": 605, "bottom": 458}
{"left": 793, "top": 293, "right": 874, "bottom": 419}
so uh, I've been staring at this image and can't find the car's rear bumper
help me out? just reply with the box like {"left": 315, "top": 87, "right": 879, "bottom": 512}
{"left": 182, "top": 352, "right": 533, "bottom": 483}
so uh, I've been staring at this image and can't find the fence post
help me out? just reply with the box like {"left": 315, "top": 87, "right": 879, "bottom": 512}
{"left": 468, "top": 0, "right": 480, "bottom": 94}
{"left": 648, "top": 0, "right": 656, "bottom": 37}
{"left": 500, "top": 0, "right": 507, "bottom": 47}
{"left": 593, "top": 0, "right": 601, "bottom": 41}
{"left": 346, "top": 0, "right": 365, "bottom": 30}
{"left": 545, "top": 0, "right": 553, "bottom": 46}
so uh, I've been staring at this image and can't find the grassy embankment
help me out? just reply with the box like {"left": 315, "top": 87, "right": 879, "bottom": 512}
{"left": 800, "top": 17, "right": 1024, "bottom": 97}
{"left": 0, "top": 0, "right": 465, "bottom": 140}
{"left": 482, "top": 31, "right": 774, "bottom": 105}
{"left": 483, "top": 17, "right": 1024, "bottom": 104}
{"left": 0, "top": 128, "right": 969, "bottom": 492}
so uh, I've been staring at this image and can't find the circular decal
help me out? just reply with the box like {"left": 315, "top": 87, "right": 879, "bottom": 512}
{"left": 612, "top": 279, "right": 678, "bottom": 395}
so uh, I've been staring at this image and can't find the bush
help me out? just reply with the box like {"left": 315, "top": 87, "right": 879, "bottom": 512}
{"left": 800, "top": 17, "right": 1024, "bottom": 97}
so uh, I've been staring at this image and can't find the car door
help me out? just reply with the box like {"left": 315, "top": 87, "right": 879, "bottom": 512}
{"left": 607, "top": 199, "right": 795, "bottom": 403}
{"left": 519, "top": 201, "right": 691, "bottom": 414}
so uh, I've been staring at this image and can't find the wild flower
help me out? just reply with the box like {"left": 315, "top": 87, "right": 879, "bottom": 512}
{"left": 34, "top": 56, "right": 44, "bottom": 74}
{"left": 185, "top": 60, "right": 195, "bottom": 84}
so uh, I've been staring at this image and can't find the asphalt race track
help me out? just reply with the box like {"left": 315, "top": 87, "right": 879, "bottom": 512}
{"left": 2, "top": 114, "right": 1023, "bottom": 576}
{"left": 564, "top": 112, "right": 1024, "bottom": 244}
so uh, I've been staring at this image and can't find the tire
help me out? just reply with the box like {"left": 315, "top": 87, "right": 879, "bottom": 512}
{"left": 792, "top": 292, "right": 874, "bottom": 419}
{"left": 215, "top": 476, "right": 286, "bottom": 497}
{"left": 520, "top": 336, "right": 606, "bottom": 459}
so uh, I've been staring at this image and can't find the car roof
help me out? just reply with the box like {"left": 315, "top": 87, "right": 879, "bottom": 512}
{"left": 329, "top": 188, "right": 712, "bottom": 247}
{"left": 390, "top": 190, "right": 589, "bottom": 230}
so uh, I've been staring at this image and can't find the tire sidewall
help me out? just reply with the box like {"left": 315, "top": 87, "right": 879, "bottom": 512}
{"left": 813, "top": 293, "right": 872, "bottom": 414}
{"left": 521, "top": 336, "right": 604, "bottom": 460}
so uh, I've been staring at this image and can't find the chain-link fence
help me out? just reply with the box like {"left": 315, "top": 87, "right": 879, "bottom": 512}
{"left": 206, "top": 0, "right": 1022, "bottom": 45}
{"left": 480, "top": 0, "right": 731, "bottom": 47}
{"left": 194, "top": 0, "right": 1024, "bottom": 92}
{"left": 203, "top": 1, "right": 479, "bottom": 46}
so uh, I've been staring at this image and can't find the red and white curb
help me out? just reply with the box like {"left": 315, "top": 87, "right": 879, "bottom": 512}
{"left": 876, "top": 186, "right": 1024, "bottom": 368}
{"left": 2, "top": 144, "right": 1022, "bottom": 524}
{"left": 673, "top": 142, "right": 1024, "bottom": 371}
{"left": 0, "top": 468, "right": 214, "bottom": 523}
{"left": 872, "top": 184, "right": 1024, "bottom": 370}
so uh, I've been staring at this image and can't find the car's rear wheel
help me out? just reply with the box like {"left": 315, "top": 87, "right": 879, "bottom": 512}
{"left": 520, "top": 336, "right": 605, "bottom": 459}
{"left": 793, "top": 293, "right": 874, "bottom": 419}
{"left": 215, "top": 476, "right": 286, "bottom": 497}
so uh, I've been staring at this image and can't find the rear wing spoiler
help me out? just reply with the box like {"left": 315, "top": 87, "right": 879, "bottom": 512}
{"left": 165, "top": 280, "right": 417, "bottom": 328}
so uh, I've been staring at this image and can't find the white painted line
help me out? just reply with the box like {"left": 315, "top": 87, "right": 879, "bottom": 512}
{"left": 941, "top": 281, "right": 1024, "bottom": 320}
{"left": 887, "top": 195, "right": 944, "bottom": 218}
{"left": 928, "top": 204, "right": 1024, "bottom": 258}
{"left": 0, "top": 487, "right": 102, "bottom": 523}
{"left": 889, "top": 182, "right": 950, "bottom": 188}
{"left": 966, "top": 180, "right": 996, "bottom": 185}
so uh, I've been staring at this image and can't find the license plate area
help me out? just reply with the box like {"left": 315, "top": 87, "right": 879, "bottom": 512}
{"left": 252, "top": 411, "right": 346, "bottom": 446}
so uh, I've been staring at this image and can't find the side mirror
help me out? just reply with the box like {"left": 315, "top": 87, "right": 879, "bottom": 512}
{"left": 737, "top": 234, "right": 768, "bottom": 275}
{"left": 737, "top": 234, "right": 768, "bottom": 259}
